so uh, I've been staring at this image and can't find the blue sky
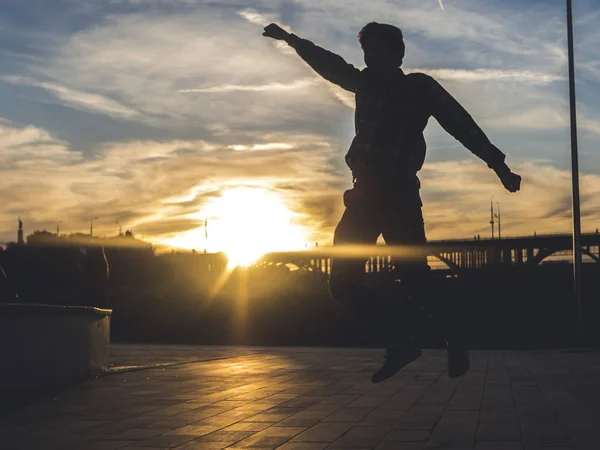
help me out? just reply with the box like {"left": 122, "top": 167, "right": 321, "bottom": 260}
{"left": 1, "top": 0, "right": 599, "bottom": 250}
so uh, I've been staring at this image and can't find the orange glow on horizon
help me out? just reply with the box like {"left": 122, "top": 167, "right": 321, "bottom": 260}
{"left": 162, "top": 186, "right": 310, "bottom": 267}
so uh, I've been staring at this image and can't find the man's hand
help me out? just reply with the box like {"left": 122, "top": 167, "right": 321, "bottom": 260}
{"left": 492, "top": 162, "right": 521, "bottom": 193}
{"left": 497, "top": 169, "right": 522, "bottom": 193}
{"left": 263, "top": 23, "right": 290, "bottom": 41}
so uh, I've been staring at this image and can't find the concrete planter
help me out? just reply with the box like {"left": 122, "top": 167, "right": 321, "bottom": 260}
{"left": 0, "top": 303, "right": 111, "bottom": 402}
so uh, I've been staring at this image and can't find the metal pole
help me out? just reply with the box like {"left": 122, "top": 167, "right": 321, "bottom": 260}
{"left": 567, "top": 0, "right": 584, "bottom": 339}
{"left": 90, "top": 216, "right": 98, "bottom": 237}
{"left": 490, "top": 198, "right": 495, "bottom": 239}
{"left": 497, "top": 202, "right": 501, "bottom": 239}
{"left": 204, "top": 217, "right": 208, "bottom": 254}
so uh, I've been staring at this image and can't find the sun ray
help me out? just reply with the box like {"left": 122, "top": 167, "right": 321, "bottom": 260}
{"left": 232, "top": 266, "right": 249, "bottom": 344}
{"left": 209, "top": 264, "right": 236, "bottom": 300}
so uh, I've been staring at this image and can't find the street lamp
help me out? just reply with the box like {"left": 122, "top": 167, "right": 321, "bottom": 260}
{"left": 56, "top": 220, "right": 63, "bottom": 236}
{"left": 90, "top": 217, "right": 99, "bottom": 237}
{"left": 496, "top": 202, "right": 501, "bottom": 240}
{"left": 566, "top": 0, "right": 583, "bottom": 338}
{"left": 204, "top": 217, "right": 208, "bottom": 254}
{"left": 116, "top": 220, "right": 122, "bottom": 236}
{"left": 490, "top": 196, "right": 495, "bottom": 239}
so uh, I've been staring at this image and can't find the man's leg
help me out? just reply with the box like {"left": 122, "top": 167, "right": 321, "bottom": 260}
{"left": 381, "top": 194, "right": 470, "bottom": 378}
{"left": 329, "top": 195, "right": 421, "bottom": 382}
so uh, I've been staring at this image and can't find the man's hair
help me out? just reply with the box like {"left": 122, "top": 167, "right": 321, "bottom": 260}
{"left": 358, "top": 22, "right": 405, "bottom": 66}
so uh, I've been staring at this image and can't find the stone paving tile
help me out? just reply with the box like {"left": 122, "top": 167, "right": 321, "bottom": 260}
{"left": 100, "top": 427, "right": 165, "bottom": 441}
{"left": 394, "top": 406, "right": 444, "bottom": 430}
{"left": 130, "top": 434, "right": 198, "bottom": 447}
{"left": 279, "top": 410, "right": 334, "bottom": 427}
{"left": 322, "top": 407, "right": 372, "bottom": 423}
{"left": 383, "top": 429, "right": 431, "bottom": 441}
{"left": 274, "top": 443, "right": 329, "bottom": 450}
{"left": 328, "top": 425, "right": 391, "bottom": 448}
{"left": 290, "top": 422, "right": 354, "bottom": 443}
{"left": 222, "top": 422, "right": 273, "bottom": 432}
{"left": 174, "top": 442, "right": 232, "bottom": 450}
{"left": 522, "top": 447, "right": 574, "bottom": 450}
{"left": 473, "top": 442, "right": 523, "bottom": 450}
{"left": 476, "top": 422, "right": 522, "bottom": 441}
{"left": 77, "top": 441, "right": 138, "bottom": 450}
{"left": 229, "top": 426, "right": 307, "bottom": 447}
{"left": 193, "top": 430, "right": 255, "bottom": 443}
{"left": 2, "top": 346, "right": 600, "bottom": 450}
{"left": 426, "top": 425, "right": 477, "bottom": 448}
{"left": 437, "top": 409, "right": 479, "bottom": 427}
{"left": 376, "top": 443, "right": 426, "bottom": 450}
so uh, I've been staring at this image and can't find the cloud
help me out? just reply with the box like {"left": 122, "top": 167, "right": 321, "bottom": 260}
{"left": 239, "top": 8, "right": 277, "bottom": 27}
{"left": 6, "top": 0, "right": 592, "bottom": 150}
{"left": 406, "top": 68, "right": 565, "bottom": 85}
{"left": 0, "top": 119, "right": 80, "bottom": 167}
{"left": 2, "top": 76, "right": 140, "bottom": 120}
{"left": 2, "top": 117, "right": 600, "bottom": 250}
{"left": 179, "top": 79, "right": 315, "bottom": 93}
{"left": 229, "top": 143, "right": 295, "bottom": 151}
{"left": 0, "top": 118, "right": 344, "bottom": 247}
{"left": 420, "top": 160, "right": 600, "bottom": 239}
{"left": 17, "top": 8, "right": 352, "bottom": 135}
{"left": 483, "top": 106, "right": 568, "bottom": 131}
{"left": 581, "top": 118, "right": 600, "bottom": 135}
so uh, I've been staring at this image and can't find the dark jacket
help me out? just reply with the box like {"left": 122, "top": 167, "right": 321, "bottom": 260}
{"left": 286, "top": 34, "right": 506, "bottom": 185}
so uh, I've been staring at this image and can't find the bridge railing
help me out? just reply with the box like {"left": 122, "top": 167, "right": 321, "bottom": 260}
{"left": 257, "top": 233, "right": 600, "bottom": 273}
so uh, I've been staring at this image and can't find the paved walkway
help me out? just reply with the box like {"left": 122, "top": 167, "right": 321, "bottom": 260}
{"left": 2, "top": 345, "right": 600, "bottom": 449}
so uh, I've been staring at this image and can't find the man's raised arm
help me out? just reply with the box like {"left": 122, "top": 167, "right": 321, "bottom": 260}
{"left": 419, "top": 74, "right": 521, "bottom": 193}
{"left": 263, "top": 23, "right": 361, "bottom": 93}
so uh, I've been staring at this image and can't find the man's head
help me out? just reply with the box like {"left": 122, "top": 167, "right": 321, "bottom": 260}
{"left": 358, "top": 22, "right": 405, "bottom": 70}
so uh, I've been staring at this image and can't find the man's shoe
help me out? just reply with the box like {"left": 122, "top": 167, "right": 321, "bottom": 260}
{"left": 447, "top": 344, "right": 470, "bottom": 378}
{"left": 371, "top": 344, "right": 422, "bottom": 384}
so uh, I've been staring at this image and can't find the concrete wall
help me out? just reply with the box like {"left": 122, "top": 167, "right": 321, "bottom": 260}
{"left": 0, "top": 304, "right": 111, "bottom": 403}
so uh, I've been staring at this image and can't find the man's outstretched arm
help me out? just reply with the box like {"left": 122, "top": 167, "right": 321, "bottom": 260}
{"left": 263, "top": 23, "right": 361, "bottom": 93}
{"left": 422, "top": 74, "right": 521, "bottom": 193}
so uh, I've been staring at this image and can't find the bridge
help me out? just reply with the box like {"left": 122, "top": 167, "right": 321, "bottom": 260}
{"left": 255, "top": 233, "right": 600, "bottom": 274}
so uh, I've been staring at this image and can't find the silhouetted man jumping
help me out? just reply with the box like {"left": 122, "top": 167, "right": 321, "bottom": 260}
{"left": 263, "top": 22, "right": 521, "bottom": 382}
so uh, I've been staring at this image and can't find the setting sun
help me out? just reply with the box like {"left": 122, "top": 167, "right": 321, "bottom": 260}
{"left": 163, "top": 186, "right": 309, "bottom": 266}
{"left": 210, "top": 187, "right": 307, "bottom": 266}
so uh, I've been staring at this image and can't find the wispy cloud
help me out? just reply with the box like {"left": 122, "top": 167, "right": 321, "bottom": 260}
{"left": 2, "top": 76, "right": 140, "bottom": 119}
{"left": 229, "top": 143, "right": 295, "bottom": 151}
{"left": 0, "top": 118, "right": 342, "bottom": 245}
{"left": 420, "top": 160, "right": 600, "bottom": 238}
{"left": 407, "top": 68, "right": 565, "bottom": 85}
{"left": 179, "top": 79, "right": 315, "bottom": 93}
{"left": 238, "top": 8, "right": 294, "bottom": 33}
{"left": 239, "top": 8, "right": 276, "bottom": 26}
{"left": 3, "top": 116, "right": 600, "bottom": 247}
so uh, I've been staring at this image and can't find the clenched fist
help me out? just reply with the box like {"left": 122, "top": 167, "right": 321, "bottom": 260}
{"left": 263, "top": 23, "right": 290, "bottom": 41}
{"left": 499, "top": 171, "right": 522, "bottom": 193}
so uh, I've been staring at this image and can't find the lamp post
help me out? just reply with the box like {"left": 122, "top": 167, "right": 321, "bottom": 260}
{"left": 56, "top": 220, "right": 63, "bottom": 236}
{"left": 496, "top": 202, "right": 501, "bottom": 240}
{"left": 204, "top": 217, "right": 208, "bottom": 254}
{"left": 490, "top": 197, "right": 495, "bottom": 239}
{"left": 116, "top": 220, "right": 122, "bottom": 236}
{"left": 566, "top": 0, "right": 583, "bottom": 339}
{"left": 90, "top": 217, "right": 99, "bottom": 237}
